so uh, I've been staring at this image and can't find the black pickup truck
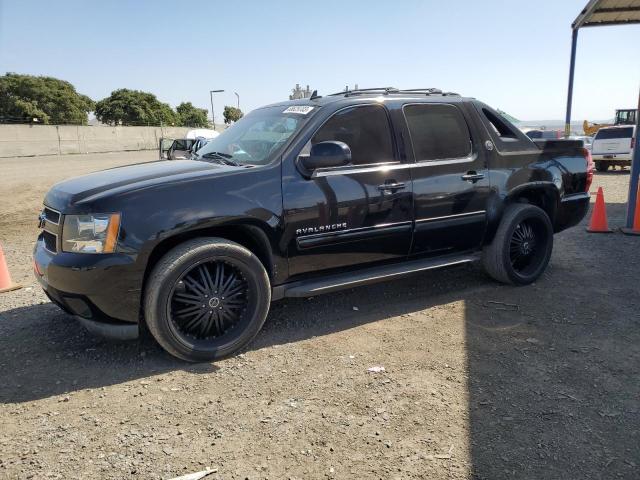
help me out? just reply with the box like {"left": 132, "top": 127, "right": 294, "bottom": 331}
{"left": 34, "top": 88, "right": 593, "bottom": 361}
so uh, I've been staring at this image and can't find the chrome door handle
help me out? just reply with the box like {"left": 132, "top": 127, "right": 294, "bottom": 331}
{"left": 378, "top": 182, "right": 406, "bottom": 192}
{"left": 461, "top": 172, "right": 484, "bottom": 182}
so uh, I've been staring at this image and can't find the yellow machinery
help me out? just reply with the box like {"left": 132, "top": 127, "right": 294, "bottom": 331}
{"left": 583, "top": 109, "right": 637, "bottom": 136}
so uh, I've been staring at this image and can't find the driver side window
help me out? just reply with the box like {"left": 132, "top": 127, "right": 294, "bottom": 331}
{"left": 302, "top": 105, "right": 395, "bottom": 166}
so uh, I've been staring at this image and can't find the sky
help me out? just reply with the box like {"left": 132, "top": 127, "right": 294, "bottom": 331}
{"left": 0, "top": 0, "right": 638, "bottom": 122}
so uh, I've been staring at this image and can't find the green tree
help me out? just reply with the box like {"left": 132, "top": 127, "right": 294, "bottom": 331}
{"left": 94, "top": 89, "right": 177, "bottom": 126}
{"left": 223, "top": 106, "right": 243, "bottom": 124}
{"left": 0, "top": 73, "right": 94, "bottom": 124}
{"left": 176, "top": 102, "right": 209, "bottom": 127}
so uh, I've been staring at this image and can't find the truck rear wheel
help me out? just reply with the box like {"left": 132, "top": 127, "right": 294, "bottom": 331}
{"left": 482, "top": 204, "right": 553, "bottom": 285}
{"left": 595, "top": 161, "right": 609, "bottom": 172}
{"left": 144, "top": 238, "right": 271, "bottom": 362}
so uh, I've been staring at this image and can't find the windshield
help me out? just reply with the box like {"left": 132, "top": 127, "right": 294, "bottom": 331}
{"left": 195, "top": 105, "right": 314, "bottom": 166}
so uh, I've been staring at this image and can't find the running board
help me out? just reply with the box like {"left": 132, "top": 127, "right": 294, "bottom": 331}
{"left": 272, "top": 252, "right": 480, "bottom": 300}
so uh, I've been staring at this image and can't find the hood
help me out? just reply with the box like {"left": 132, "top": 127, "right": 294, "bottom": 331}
{"left": 45, "top": 159, "right": 239, "bottom": 210}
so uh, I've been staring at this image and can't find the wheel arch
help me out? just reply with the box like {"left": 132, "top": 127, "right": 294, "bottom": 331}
{"left": 485, "top": 183, "right": 560, "bottom": 244}
{"left": 139, "top": 222, "right": 277, "bottom": 322}
{"left": 506, "top": 183, "right": 560, "bottom": 225}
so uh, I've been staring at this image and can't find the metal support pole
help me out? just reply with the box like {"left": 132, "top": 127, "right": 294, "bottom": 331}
{"left": 210, "top": 92, "right": 215, "bottom": 130}
{"left": 564, "top": 28, "right": 579, "bottom": 138}
{"left": 234, "top": 92, "right": 240, "bottom": 110}
{"left": 624, "top": 88, "right": 640, "bottom": 229}
{"left": 209, "top": 89, "right": 224, "bottom": 131}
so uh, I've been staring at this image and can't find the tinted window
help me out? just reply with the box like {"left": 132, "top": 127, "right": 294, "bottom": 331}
{"left": 595, "top": 127, "right": 633, "bottom": 140}
{"left": 404, "top": 104, "right": 471, "bottom": 161}
{"left": 312, "top": 105, "right": 394, "bottom": 165}
{"left": 482, "top": 108, "right": 518, "bottom": 139}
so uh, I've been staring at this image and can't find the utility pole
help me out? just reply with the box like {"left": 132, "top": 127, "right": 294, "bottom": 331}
{"left": 210, "top": 89, "right": 224, "bottom": 130}
{"left": 234, "top": 92, "right": 240, "bottom": 110}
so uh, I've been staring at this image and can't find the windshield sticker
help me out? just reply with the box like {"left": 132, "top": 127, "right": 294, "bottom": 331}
{"left": 283, "top": 106, "right": 315, "bottom": 115}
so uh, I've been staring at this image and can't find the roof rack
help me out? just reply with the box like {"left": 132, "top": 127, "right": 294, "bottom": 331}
{"left": 326, "top": 87, "right": 460, "bottom": 97}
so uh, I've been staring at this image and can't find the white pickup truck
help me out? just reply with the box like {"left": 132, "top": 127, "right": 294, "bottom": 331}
{"left": 591, "top": 125, "right": 636, "bottom": 172}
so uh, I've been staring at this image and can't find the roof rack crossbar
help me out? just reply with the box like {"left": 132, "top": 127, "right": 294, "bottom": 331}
{"left": 326, "top": 87, "right": 460, "bottom": 98}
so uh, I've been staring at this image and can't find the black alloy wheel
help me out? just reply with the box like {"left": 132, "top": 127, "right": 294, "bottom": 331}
{"left": 508, "top": 219, "right": 548, "bottom": 276}
{"left": 169, "top": 260, "right": 249, "bottom": 341}
{"left": 482, "top": 203, "right": 554, "bottom": 285}
{"left": 144, "top": 238, "right": 271, "bottom": 362}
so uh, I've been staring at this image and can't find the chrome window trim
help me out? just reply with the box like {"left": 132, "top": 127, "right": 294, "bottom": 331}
{"left": 312, "top": 152, "right": 478, "bottom": 178}
{"left": 413, "top": 153, "right": 477, "bottom": 167}
{"left": 312, "top": 161, "right": 404, "bottom": 178}
{"left": 415, "top": 210, "right": 486, "bottom": 223}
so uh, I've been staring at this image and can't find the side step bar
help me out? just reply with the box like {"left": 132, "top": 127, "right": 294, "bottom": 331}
{"left": 272, "top": 252, "right": 480, "bottom": 300}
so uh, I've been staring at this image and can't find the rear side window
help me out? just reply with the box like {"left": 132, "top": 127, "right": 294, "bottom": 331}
{"left": 403, "top": 104, "right": 471, "bottom": 161}
{"left": 595, "top": 127, "right": 633, "bottom": 140}
{"left": 311, "top": 105, "right": 394, "bottom": 165}
{"left": 482, "top": 108, "right": 518, "bottom": 139}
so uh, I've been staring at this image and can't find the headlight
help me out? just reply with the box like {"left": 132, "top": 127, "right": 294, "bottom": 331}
{"left": 62, "top": 213, "right": 121, "bottom": 254}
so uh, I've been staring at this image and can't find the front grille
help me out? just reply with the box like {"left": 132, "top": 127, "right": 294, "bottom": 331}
{"left": 43, "top": 207, "right": 60, "bottom": 224}
{"left": 43, "top": 231, "right": 57, "bottom": 253}
{"left": 40, "top": 206, "right": 62, "bottom": 253}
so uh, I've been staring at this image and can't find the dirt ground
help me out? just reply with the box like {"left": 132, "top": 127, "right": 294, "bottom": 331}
{"left": 0, "top": 152, "right": 638, "bottom": 480}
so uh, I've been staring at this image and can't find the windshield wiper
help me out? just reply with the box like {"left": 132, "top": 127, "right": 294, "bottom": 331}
{"left": 201, "top": 152, "right": 242, "bottom": 167}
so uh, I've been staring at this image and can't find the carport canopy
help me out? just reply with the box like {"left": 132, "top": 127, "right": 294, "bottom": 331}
{"left": 565, "top": 0, "right": 640, "bottom": 229}
{"left": 573, "top": 0, "right": 640, "bottom": 28}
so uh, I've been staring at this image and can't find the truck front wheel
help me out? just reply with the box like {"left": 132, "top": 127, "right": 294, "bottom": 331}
{"left": 595, "top": 161, "right": 609, "bottom": 172}
{"left": 144, "top": 238, "right": 271, "bottom": 362}
{"left": 482, "top": 204, "right": 553, "bottom": 285}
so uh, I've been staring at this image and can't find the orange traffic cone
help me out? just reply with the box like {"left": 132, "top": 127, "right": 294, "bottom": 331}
{"left": 0, "top": 244, "right": 21, "bottom": 293}
{"left": 586, "top": 187, "right": 613, "bottom": 233}
{"left": 621, "top": 182, "right": 640, "bottom": 236}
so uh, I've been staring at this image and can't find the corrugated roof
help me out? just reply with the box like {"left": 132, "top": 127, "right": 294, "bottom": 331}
{"left": 573, "top": 0, "right": 640, "bottom": 28}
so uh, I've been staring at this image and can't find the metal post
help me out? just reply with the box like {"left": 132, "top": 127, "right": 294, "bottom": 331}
{"left": 564, "top": 28, "right": 579, "bottom": 138}
{"left": 624, "top": 88, "right": 640, "bottom": 229}
{"left": 209, "top": 89, "right": 224, "bottom": 130}
{"left": 234, "top": 92, "right": 240, "bottom": 110}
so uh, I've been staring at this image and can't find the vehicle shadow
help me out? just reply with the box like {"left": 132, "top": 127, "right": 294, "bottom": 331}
{"left": 463, "top": 201, "right": 640, "bottom": 479}
{"left": 0, "top": 303, "right": 217, "bottom": 404}
{"left": 1, "top": 264, "right": 488, "bottom": 405}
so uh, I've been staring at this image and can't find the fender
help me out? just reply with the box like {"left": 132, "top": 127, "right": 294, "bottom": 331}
{"left": 484, "top": 182, "right": 561, "bottom": 245}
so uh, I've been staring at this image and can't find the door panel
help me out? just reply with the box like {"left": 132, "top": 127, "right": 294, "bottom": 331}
{"left": 284, "top": 167, "right": 412, "bottom": 277}
{"left": 401, "top": 103, "right": 491, "bottom": 256}
{"left": 282, "top": 104, "right": 413, "bottom": 278}
{"left": 411, "top": 158, "right": 490, "bottom": 254}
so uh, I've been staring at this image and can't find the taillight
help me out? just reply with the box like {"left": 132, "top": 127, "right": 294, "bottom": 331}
{"left": 583, "top": 147, "right": 594, "bottom": 192}
{"left": 632, "top": 137, "right": 635, "bottom": 149}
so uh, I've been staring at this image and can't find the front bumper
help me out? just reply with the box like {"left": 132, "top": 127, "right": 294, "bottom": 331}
{"left": 33, "top": 234, "right": 143, "bottom": 335}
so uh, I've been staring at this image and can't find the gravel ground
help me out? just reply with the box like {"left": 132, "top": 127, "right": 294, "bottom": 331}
{"left": 0, "top": 153, "right": 639, "bottom": 479}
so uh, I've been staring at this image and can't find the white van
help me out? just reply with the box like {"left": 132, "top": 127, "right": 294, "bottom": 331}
{"left": 591, "top": 125, "right": 636, "bottom": 172}
{"left": 159, "top": 129, "right": 220, "bottom": 160}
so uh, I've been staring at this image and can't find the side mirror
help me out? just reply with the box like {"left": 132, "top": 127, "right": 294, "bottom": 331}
{"left": 300, "top": 141, "right": 352, "bottom": 172}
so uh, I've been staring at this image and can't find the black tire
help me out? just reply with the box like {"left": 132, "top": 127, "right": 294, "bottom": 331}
{"left": 482, "top": 204, "right": 553, "bottom": 285}
{"left": 595, "top": 161, "right": 609, "bottom": 172}
{"left": 144, "top": 238, "right": 271, "bottom": 362}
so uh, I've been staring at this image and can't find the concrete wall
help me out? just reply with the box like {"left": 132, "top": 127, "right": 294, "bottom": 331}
{"left": 0, "top": 125, "right": 197, "bottom": 158}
